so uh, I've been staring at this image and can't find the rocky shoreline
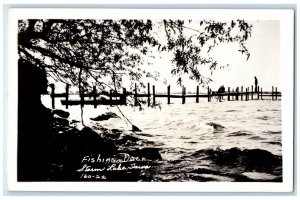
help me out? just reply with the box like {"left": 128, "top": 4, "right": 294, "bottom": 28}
{"left": 43, "top": 109, "right": 162, "bottom": 181}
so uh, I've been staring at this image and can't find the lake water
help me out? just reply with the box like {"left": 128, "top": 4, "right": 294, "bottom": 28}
{"left": 42, "top": 96, "right": 282, "bottom": 182}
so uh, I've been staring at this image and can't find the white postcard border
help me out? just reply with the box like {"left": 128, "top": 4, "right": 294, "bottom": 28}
{"left": 6, "top": 8, "right": 294, "bottom": 192}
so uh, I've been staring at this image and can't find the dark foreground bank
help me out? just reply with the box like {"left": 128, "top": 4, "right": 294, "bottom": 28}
{"left": 19, "top": 109, "right": 163, "bottom": 181}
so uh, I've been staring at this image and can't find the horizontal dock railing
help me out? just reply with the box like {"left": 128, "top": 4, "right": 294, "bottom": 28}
{"left": 49, "top": 83, "right": 281, "bottom": 109}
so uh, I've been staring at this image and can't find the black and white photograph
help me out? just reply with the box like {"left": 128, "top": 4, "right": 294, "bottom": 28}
{"left": 6, "top": 8, "right": 294, "bottom": 192}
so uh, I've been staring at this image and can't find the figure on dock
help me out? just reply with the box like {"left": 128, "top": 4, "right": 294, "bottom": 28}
{"left": 254, "top": 76, "right": 258, "bottom": 92}
{"left": 212, "top": 85, "right": 225, "bottom": 102}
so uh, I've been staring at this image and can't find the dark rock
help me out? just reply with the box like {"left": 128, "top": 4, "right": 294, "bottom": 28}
{"left": 120, "top": 135, "right": 140, "bottom": 143}
{"left": 106, "top": 129, "right": 122, "bottom": 139}
{"left": 106, "top": 112, "right": 119, "bottom": 118}
{"left": 53, "top": 115, "right": 69, "bottom": 126}
{"left": 52, "top": 109, "right": 70, "bottom": 118}
{"left": 111, "top": 129, "right": 122, "bottom": 134}
{"left": 70, "top": 120, "right": 80, "bottom": 124}
{"left": 132, "top": 124, "right": 142, "bottom": 132}
{"left": 90, "top": 112, "right": 120, "bottom": 121}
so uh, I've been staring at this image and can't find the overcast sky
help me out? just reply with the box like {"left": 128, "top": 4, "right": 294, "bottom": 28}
{"left": 147, "top": 20, "right": 280, "bottom": 93}
{"left": 209, "top": 20, "right": 280, "bottom": 91}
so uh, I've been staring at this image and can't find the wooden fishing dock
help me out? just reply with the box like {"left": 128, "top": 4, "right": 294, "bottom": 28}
{"left": 49, "top": 83, "right": 281, "bottom": 109}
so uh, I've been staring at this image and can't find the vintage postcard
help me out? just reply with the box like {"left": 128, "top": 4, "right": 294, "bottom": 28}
{"left": 6, "top": 8, "right": 294, "bottom": 192}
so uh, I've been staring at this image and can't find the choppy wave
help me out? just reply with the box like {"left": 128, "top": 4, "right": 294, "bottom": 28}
{"left": 262, "top": 141, "right": 282, "bottom": 146}
{"left": 226, "top": 110, "right": 237, "bottom": 112}
{"left": 256, "top": 116, "right": 270, "bottom": 120}
{"left": 152, "top": 147, "right": 282, "bottom": 182}
{"left": 227, "top": 131, "right": 252, "bottom": 137}
{"left": 190, "top": 147, "right": 281, "bottom": 167}
{"left": 206, "top": 122, "right": 225, "bottom": 133}
{"left": 249, "top": 136, "right": 266, "bottom": 140}
{"left": 263, "top": 131, "right": 282, "bottom": 135}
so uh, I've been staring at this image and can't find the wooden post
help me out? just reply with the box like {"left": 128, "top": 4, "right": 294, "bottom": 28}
{"left": 182, "top": 86, "right": 186, "bottom": 104}
{"left": 167, "top": 85, "right": 171, "bottom": 104}
{"left": 80, "top": 91, "right": 84, "bottom": 107}
{"left": 65, "top": 84, "right": 69, "bottom": 109}
{"left": 207, "top": 87, "right": 210, "bottom": 102}
{"left": 122, "top": 88, "right": 127, "bottom": 105}
{"left": 50, "top": 84, "right": 55, "bottom": 109}
{"left": 147, "top": 83, "right": 151, "bottom": 107}
{"left": 228, "top": 87, "right": 230, "bottom": 101}
{"left": 196, "top": 85, "right": 199, "bottom": 103}
{"left": 261, "top": 88, "right": 263, "bottom": 100}
{"left": 110, "top": 90, "right": 113, "bottom": 106}
{"left": 245, "top": 88, "right": 247, "bottom": 101}
{"left": 241, "top": 86, "right": 243, "bottom": 101}
{"left": 251, "top": 85, "right": 253, "bottom": 100}
{"left": 93, "top": 86, "right": 97, "bottom": 108}
{"left": 275, "top": 87, "right": 278, "bottom": 100}
{"left": 247, "top": 87, "right": 249, "bottom": 101}
{"left": 236, "top": 87, "right": 239, "bottom": 101}
{"left": 152, "top": 85, "right": 156, "bottom": 106}
{"left": 247, "top": 88, "right": 250, "bottom": 101}
{"left": 134, "top": 83, "right": 138, "bottom": 106}
{"left": 257, "top": 86, "right": 260, "bottom": 100}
